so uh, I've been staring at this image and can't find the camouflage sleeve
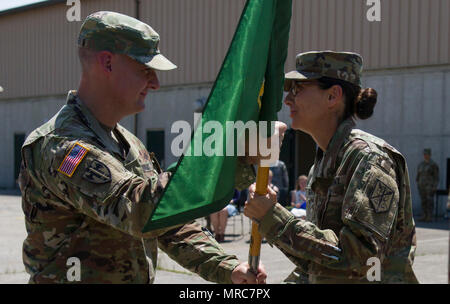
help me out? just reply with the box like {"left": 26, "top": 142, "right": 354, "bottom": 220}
{"left": 35, "top": 137, "right": 169, "bottom": 239}
{"left": 259, "top": 203, "right": 342, "bottom": 266}
{"left": 235, "top": 158, "right": 256, "bottom": 190}
{"left": 259, "top": 153, "right": 400, "bottom": 277}
{"left": 157, "top": 221, "right": 240, "bottom": 284}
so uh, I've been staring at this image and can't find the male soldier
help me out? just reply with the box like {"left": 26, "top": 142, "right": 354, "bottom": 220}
{"left": 18, "top": 11, "right": 277, "bottom": 284}
{"left": 416, "top": 148, "right": 439, "bottom": 222}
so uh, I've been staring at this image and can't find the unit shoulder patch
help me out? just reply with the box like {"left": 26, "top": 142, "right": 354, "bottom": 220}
{"left": 83, "top": 159, "right": 112, "bottom": 184}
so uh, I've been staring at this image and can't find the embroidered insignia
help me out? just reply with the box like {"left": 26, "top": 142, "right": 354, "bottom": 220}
{"left": 58, "top": 143, "right": 89, "bottom": 177}
{"left": 83, "top": 160, "right": 112, "bottom": 184}
{"left": 369, "top": 179, "right": 394, "bottom": 213}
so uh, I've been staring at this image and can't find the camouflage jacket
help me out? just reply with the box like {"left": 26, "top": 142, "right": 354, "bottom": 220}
{"left": 416, "top": 159, "right": 439, "bottom": 190}
{"left": 259, "top": 119, "right": 418, "bottom": 283}
{"left": 18, "top": 91, "right": 254, "bottom": 284}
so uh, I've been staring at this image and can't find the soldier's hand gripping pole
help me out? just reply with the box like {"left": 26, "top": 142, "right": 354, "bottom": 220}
{"left": 248, "top": 166, "right": 269, "bottom": 274}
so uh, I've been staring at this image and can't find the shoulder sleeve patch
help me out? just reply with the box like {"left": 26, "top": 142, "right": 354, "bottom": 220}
{"left": 82, "top": 159, "right": 112, "bottom": 184}
{"left": 57, "top": 143, "right": 89, "bottom": 177}
{"left": 343, "top": 156, "right": 400, "bottom": 241}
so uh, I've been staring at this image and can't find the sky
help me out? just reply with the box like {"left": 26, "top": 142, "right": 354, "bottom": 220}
{"left": 0, "top": 0, "right": 47, "bottom": 12}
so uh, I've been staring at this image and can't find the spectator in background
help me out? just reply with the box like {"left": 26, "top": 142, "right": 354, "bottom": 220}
{"left": 270, "top": 160, "right": 289, "bottom": 206}
{"left": 416, "top": 148, "right": 439, "bottom": 222}
{"left": 235, "top": 188, "right": 248, "bottom": 211}
{"left": 290, "top": 175, "right": 307, "bottom": 219}
{"left": 210, "top": 189, "right": 240, "bottom": 243}
{"left": 268, "top": 170, "right": 280, "bottom": 199}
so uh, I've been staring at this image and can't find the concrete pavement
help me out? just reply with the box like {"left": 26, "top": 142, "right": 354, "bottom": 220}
{"left": 0, "top": 190, "right": 448, "bottom": 284}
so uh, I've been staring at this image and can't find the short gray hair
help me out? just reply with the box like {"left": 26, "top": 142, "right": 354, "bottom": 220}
{"left": 78, "top": 47, "right": 97, "bottom": 71}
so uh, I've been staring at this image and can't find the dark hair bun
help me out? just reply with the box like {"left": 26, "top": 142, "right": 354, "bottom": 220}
{"left": 355, "top": 88, "right": 377, "bottom": 120}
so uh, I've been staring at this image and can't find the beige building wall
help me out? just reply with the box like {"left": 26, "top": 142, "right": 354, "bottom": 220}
{"left": 0, "top": 0, "right": 449, "bottom": 100}
{"left": 139, "top": 0, "right": 246, "bottom": 87}
{"left": 286, "top": 0, "right": 449, "bottom": 71}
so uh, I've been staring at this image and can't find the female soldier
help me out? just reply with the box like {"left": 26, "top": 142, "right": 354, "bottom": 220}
{"left": 244, "top": 51, "right": 418, "bottom": 283}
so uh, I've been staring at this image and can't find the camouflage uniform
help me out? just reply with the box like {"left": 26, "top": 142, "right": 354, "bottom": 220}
{"left": 416, "top": 150, "right": 439, "bottom": 221}
{"left": 18, "top": 11, "right": 255, "bottom": 284}
{"left": 19, "top": 91, "right": 255, "bottom": 283}
{"left": 258, "top": 51, "right": 418, "bottom": 283}
{"left": 259, "top": 119, "right": 418, "bottom": 283}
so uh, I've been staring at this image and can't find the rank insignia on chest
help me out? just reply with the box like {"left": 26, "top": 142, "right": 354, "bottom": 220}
{"left": 369, "top": 179, "right": 394, "bottom": 213}
{"left": 83, "top": 160, "right": 112, "bottom": 184}
{"left": 58, "top": 143, "right": 89, "bottom": 177}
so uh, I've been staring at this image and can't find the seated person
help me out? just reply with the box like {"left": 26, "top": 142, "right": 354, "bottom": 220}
{"left": 290, "top": 175, "right": 307, "bottom": 219}
{"left": 210, "top": 189, "right": 240, "bottom": 242}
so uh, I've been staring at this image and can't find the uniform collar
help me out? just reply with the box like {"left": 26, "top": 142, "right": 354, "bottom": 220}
{"left": 66, "top": 90, "right": 128, "bottom": 159}
{"left": 314, "top": 118, "right": 355, "bottom": 178}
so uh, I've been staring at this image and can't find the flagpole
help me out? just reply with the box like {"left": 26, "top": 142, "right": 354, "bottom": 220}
{"left": 248, "top": 166, "right": 269, "bottom": 273}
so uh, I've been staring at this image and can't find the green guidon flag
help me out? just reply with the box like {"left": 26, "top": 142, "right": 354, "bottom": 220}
{"left": 142, "top": 0, "right": 292, "bottom": 232}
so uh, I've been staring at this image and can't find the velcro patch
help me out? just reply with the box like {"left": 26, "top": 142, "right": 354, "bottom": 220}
{"left": 369, "top": 179, "right": 394, "bottom": 213}
{"left": 58, "top": 143, "right": 89, "bottom": 177}
{"left": 83, "top": 160, "right": 112, "bottom": 184}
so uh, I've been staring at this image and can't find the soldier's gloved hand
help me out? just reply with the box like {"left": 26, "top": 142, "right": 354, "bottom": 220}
{"left": 231, "top": 261, "right": 267, "bottom": 284}
{"left": 239, "top": 121, "right": 287, "bottom": 167}
{"left": 244, "top": 183, "right": 277, "bottom": 221}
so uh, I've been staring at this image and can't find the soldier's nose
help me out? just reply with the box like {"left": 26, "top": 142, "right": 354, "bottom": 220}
{"left": 147, "top": 70, "right": 160, "bottom": 90}
{"left": 284, "top": 95, "right": 293, "bottom": 106}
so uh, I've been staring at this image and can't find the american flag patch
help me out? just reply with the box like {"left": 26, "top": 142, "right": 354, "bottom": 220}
{"left": 58, "top": 143, "right": 89, "bottom": 177}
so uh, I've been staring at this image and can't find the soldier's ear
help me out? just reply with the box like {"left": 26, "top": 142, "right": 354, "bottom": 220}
{"left": 327, "top": 85, "right": 342, "bottom": 108}
{"left": 97, "top": 51, "right": 114, "bottom": 73}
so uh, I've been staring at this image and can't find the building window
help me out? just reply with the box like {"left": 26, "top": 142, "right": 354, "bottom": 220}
{"left": 14, "top": 133, "right": 26, "bottom": 187}
{"left": 146, "top": 130, "right": 165, "bottom": 169}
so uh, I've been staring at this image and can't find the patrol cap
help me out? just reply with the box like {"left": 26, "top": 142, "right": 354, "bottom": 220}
{"left": 284, "top": 51, "right": 363, "bottom": 89}
{"left": 423, "top": 148, "right": 431, "bottom": 155}
{"left": 78, "top": 11, "right": 177, "bottom": 71}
